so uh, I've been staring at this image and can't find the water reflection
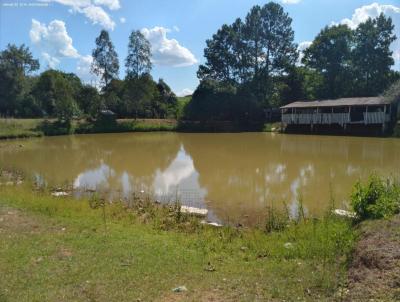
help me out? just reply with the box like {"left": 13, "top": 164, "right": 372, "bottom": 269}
{"left": 73, "top": 162, "right": 115, "bottom": 191}
{"left": 1, "top": 132, "right": 399, "bottom": 225}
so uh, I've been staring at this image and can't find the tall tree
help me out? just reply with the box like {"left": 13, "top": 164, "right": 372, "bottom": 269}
{"left": 0, "top": 44, "right": 39, "bottom": 116}
{"left": 352, "top": 13, "right": 397, "bottom": 96}
{"left": 302, "top": 24, "right": 353, "bottom": 99}
{"left": 198, "top": 24, "right": 239, "bottom": 84}
{"left": 198, "top": 19, "right": 251, "bottom": 85}
{"left": 91, "top": 30, "right": 119, "bottom": 88}
{"left": 125, "top": 30, "right": 152, "bottom": 79}
{"left": 253, "top": 2, "right": 298, "bottom": 102}
{"left": 197, "top": 2, "right": 297, "bottom": 107}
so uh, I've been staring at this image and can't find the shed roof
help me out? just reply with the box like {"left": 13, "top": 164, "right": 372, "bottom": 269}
{"left": 100, "top": 109, "right": 115, "bottom": 116}
{"left": 280, "top": 97, "right": 390, "bottom": 109}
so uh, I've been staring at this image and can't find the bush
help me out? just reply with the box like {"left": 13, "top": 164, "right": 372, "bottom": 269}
{"left": 351, "top": 174, "right": 400, "bottom": 221}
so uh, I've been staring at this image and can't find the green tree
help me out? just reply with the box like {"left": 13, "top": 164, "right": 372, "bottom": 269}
{"left": 302, "top": 24, "right": 353, "bottom": 99}
{"left": 78, "top": 85, "right": 103, "bottom": 118}
{"left": 185, "top": 80, "right": 238, "bottom": 122}
{"left": 123, "top": 74, "right": 159, "bottom": 118}
{"left": 198, "top": 24, "right": 239, "bottom": 84}
{"left": 246, "top": 2, "right": 298, "bottom": 103}
{"left": 194, "top": 2, "right": 297, "bottom": 121}
{"left": 32, "top": 70, "right": 81, "bottom": 119}
{"left": 125, "top": 30, "right": 152, "bottom": 79}
{"left": 155, "top": 79, "right": 178, "bottom": 118}
{"left": 103, "top": 79, "right": 125, "bottom": 116}
{"left": 352, "top": 13, "right": 397, "bottom": 96}
{"left": 91, "top": 30, "right": 119, "bottom": 88}
{"left": 0, "top": 44, "right": 39, "bottom": 116}
{"left": 53, "top": 75, "right": 78, "bottom": 123}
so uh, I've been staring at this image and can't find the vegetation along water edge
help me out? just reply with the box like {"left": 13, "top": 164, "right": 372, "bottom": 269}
{"left": 0, "top": 169, "right": 399, "bottom": 301}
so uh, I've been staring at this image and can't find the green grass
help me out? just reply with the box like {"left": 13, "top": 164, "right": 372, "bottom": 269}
{"left": 76, "top": 119, "right": 178, "bottom": 134}
{"left": 0, "top": 118, "right": 178, "bottom": 140}
{"left": 0, "top": 185, "right": 355, "bottom": 301}
{"left": 0, "top": 118, "right": 43, "bottom": 139}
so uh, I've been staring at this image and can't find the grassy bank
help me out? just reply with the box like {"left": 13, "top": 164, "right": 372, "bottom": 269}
{"left": 0, "top": 119, "right": 43, "bottom": 139}
{"left": 0, "top": 118, "right": 178, "bottom": 139}
{"left": 0, "top": 185, "right": 355, "bottom": 301}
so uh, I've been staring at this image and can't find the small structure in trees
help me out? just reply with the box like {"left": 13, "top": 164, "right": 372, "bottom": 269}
{"left": 280, "top": 97, "right": 394, "bottom": 134}
{"left": 98, "top": 109, "right": 116, "bottom": 124}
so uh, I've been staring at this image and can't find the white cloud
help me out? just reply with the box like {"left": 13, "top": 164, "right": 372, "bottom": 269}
{"left": 173, "top": 25, "right": 180, "bottom": 32}
{"left": 30, "top": 19, "right": 79, "bottom": 68}
{"left": 76, "top": 55, "right": 101, "bottom": 85}
{"left": 38, "top": 0, "right": 118, "bottom": 30}
{"left": 177, "top": 88, "right": 194, "bottom": 97}
{"left": 141, "top": 26, "right": 198, "bottom": 67}
{"left": 30, "top": 18, "right": 101, "bottom": 84}
{"left": 297, "top": 41, "right": 312, "bottom": 64}
{"left": 281, "top": 0, "right": 302, "bottom": 4}
{"left": 93, "top": 0, "right": 120, "bottom": 10}
{"left": 119, "top": 17, "right": 126, "bottom": 24}
{"left": 336, "top": 3, "right": 400, "bottom": 68}
{"left": 81, "top": 5, "right": 115, "bottom": 30}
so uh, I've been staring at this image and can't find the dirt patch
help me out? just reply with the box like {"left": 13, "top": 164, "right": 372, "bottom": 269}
{"left": 0, "top": 206, "right": 42, "bottom": 234}
{"left": 156, "top": 289, "right": 236, "bottom": 302}
{"left": 345, "top": 215, "right": 400, "bottom": 301}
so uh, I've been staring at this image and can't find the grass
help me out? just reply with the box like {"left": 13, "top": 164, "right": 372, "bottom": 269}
{"left": 0, "top": 183, "right": 355, "bottom": 301}
{"left": 75, "top": 119, "right": 177, "bottom": 134}
{"left": 0, "top": 118, "right": 178, "bottom": 139}
{"left": 0, "top": 118, "right": 43, "bottom": 139}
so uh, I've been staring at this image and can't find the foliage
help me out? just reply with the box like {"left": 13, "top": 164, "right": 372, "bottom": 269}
{"left": 189, "top": 9, "right": 398, "bottom": 123}
{"left": 303, "top": 14, "right": 397, "bottom": 100}
{"left": 196, "top": 1, "right": 297, "bottom": 119}
{"left": 351, "top": 175, "right": 400, "bottom": 221}
{"left": 184, "top": 79, "right": 239, "bottom": 121}
{"left": 0, "top": 44, "right": 39, "bottom": 116}
{"left": 32, "top": 70, "right": 80, "bottom": 122}
{"left": 303, "top": 24, "right": 354, "bottom": 99}
{"left": 78, "top": 85, "right": 104, "bottom": 118}
{"left": 91, "top": 30, "right": 119, "bottom": 88}
{"left": 125, "top": 30, "right": 152, "bottom": 79}
{"left": 352, "top": 13, "right": 397, "bottom": 96}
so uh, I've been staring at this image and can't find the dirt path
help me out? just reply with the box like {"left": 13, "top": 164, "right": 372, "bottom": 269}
{"left": 345, "top": 215, "right": 400, "bottom": 301}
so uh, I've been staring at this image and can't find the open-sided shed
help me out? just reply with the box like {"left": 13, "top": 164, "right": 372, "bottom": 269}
{"left": 280, "top": 97, "right": 393, "bottom": 133}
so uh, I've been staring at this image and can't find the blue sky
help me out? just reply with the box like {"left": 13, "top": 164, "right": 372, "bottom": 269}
{"left": 1, "top": 0, "right": 399, "bottom": 95}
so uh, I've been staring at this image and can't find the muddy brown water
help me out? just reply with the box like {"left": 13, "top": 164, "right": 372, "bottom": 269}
{"left": 1, "top": 132, "right": 399, "bottom": 225}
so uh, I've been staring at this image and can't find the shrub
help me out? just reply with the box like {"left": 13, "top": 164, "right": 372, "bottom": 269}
{"left": 351, "top": 174, "right": 400, "bottom": 221}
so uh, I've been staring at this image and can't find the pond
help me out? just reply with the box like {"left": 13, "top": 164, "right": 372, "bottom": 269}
{"left": 1, "top": 132, "right": 399, "bottom": 225}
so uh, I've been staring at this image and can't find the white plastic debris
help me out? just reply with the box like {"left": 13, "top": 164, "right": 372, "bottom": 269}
{"left": 172, "top": 286, "right": 188, "bottom": 293}
{"left": 284, "top": 242, "right": 294, "bottom": 249}
{"left": 333, "top": 209, "right": 356, "bottom": 219}
{"left": 180, "top": 206, "right": 208, "bottom": 216}
{"left": 51, "top": 191, "right": 70, "bottom": 197}
{"left": 200, "top": 220, "right": 223, "bottom": 227}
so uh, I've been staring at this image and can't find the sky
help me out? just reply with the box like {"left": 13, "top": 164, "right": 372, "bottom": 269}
{"left": 0, "top": 0, "right": 399, "bottom": 96}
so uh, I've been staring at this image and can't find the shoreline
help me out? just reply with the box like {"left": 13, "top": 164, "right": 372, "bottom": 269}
{"left": 0, "top": 184, "right": 355, "bottom": 301}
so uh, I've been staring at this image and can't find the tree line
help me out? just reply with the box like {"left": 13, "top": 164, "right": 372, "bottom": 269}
{"left": 185, "top": 2, "right": 399, "bottom": 122}
{"left": 0, "top": 30, "right": 179, "bottom": 122}
{"left": 1, "top": 1, "right": 399, "bottom": 124}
